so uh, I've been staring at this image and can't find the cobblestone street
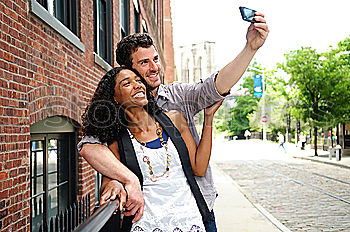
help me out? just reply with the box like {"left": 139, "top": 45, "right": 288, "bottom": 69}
{"left": 213, "top": 139, "right": 350, "bottom": 232}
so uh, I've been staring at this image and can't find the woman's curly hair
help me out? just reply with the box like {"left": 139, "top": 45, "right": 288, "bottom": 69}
{"left": 82, "top": 66, "right": 160, "bottom": 145}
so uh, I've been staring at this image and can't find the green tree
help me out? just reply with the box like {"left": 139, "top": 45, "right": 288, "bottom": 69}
{"left": 324, "top": 37, "right": 350, "bottom": 124}
{"left": 279, "top": 39, "right": 350, "bottom": 155}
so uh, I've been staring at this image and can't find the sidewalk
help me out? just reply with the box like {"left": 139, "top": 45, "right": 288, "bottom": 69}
{"left": 212, "top": 164, "right": 289, "bottom": 232}
{"left": 285, "top": 143, "right": 350, "bottom": 169}
{"left": 210, "top": 140, "right": 350, "bottom": 231}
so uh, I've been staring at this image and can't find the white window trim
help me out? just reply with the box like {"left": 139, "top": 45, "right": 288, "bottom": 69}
{"left": 94, "top": 53, "right": 112, "bottom": 71}
{"left": 30, "top": 0, "right": 85, "bottom": 52}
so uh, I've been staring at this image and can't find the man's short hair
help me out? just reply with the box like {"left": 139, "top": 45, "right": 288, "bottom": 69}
{"left": 116, "top": 33, "right": 155, "bottom": 68}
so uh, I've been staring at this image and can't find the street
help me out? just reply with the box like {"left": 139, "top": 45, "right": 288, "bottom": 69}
{"left": 212, "top": 139, "right": 350, "bottom": 232}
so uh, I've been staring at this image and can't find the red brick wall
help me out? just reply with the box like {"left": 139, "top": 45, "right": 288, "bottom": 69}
{"left": 0, "top": 0, "right": 174, "bottom": 231}
{"left": 0, "top": 0, "right": 104, "bottom": 230}
{"left": 163, "top": 0, "right": 175, "bottom": 84}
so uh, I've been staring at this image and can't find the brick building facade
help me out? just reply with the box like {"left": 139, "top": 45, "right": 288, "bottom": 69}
{"left": 0, "top": 0, "right": 174, "bottom": 231}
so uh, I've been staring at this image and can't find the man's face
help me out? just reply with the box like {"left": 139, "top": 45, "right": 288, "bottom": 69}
{"left": 131, "top": 46, "right": 162, "bottom": 90}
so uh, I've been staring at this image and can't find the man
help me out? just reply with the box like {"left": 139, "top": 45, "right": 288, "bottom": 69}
{"left": 79, "top": 12, "right": 268, "bottom": 231}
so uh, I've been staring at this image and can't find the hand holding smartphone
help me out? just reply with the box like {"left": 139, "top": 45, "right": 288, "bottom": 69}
{"left": 239, "top": 6, "right": 256, "bottom": 23}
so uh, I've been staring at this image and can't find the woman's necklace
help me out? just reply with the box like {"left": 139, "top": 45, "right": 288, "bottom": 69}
{"left": 131, "top": 121, "right": 171, "bottom": 182}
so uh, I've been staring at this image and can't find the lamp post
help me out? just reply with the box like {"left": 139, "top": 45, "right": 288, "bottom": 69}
{"left": 250, "top": 67, "right": 266, "bottom": 141}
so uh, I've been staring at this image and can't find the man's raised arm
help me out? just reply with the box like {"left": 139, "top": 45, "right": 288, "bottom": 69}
{"left": 215, "top": 12, "right": 269, "bottom": 95}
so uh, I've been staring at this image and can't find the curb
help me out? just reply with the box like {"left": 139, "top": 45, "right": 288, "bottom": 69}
{"left": 213, "top": 164, "right": 290, "bottom": 232}
{"left": 254, "top": 204, "right": 291, "bottom": 232}
{"left": 292, "top": 155, "right": 350, "bottom": 170}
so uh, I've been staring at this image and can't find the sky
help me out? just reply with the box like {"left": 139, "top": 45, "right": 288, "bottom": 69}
{"left": 171, "top": 0, "right": 350, "bottom": 70}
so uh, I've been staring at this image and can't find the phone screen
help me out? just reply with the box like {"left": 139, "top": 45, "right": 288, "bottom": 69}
{"left": 239, "top": 6, "right": 256, "bottom": 23}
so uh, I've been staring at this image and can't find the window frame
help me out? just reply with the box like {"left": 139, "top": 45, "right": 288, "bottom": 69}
{"left": 120, "top": 0, "right": 130, "bottom": 38}
{"left": 30, "top": 133, "right": 77, "bottom": 231}
{"left": 94, "top": 0, "right": 113, "bottom": 69}
{"left": 30, "top": 0, "right": 85, "bottom": 52}
{"left": 30, "top": 116, "right": 78, "bottom": 232}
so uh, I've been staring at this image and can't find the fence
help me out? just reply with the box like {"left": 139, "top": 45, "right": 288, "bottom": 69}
{"left": 37, "top": 195, "right": 120, "bottom": 232}
{"left": 37, "top": 195, "right": 90, "bottom": 232}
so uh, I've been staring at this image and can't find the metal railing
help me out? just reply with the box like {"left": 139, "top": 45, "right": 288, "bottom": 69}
{"left": 74, "top": 199, "right": 120, "bottom": 232}
{"left": 37, "top": 196, "right": 120, "bottom": 232}
{"left": 38, "top": 195, "right": 90, "bottom": 232}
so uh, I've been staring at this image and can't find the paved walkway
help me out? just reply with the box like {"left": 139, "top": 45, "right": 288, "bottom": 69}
{"left": 212, "top": 164, "right": 285, "bottom": 231}
{"left": 211, "top": 139, "right": 350, "bottom": 231}
{"left": 287, "top": 143, "right": 350, "bottom": 169}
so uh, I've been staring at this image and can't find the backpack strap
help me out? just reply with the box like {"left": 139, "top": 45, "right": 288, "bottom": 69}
{"left": 154, "top": 112, "right": 213, "bottom": 222}
{"left": 117, "top": 128, "right": 143, "bottom": 231}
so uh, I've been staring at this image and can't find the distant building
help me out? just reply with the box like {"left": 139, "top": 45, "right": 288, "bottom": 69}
{"left": 0, "top": 0, "right": 174, "bottom": 231}
{"left": 175, "top": 41, "right": 216, "bottom": 83}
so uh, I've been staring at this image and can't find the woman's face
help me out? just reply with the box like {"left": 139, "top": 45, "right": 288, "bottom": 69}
{"left": 114, "top": 69, "right": 148, "bottom": 108}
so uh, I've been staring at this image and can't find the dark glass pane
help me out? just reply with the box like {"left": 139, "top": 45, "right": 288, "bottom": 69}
{"left": 36, "top": 176, "right": 44, "bottom": 193}
{"left": 48, "top": 139, "right": 57, "bottom": 172}
{"left": 36, "top": 0, "right": 48, "bottom": 9}
{"left": 69, "top": 0, "right": 78, "bottom": 34}
{"left": 53, "top": 0, "right": 78, "bottom": 35}
{"left": 94, "top": 171, "right": 101, "bottom": 204}
{"left": 31, "top": 194, "right": 44, "bottom": 232}
{"left": 36, "top": 151, "right": 44, "bottom": 175}
{"left": 58, "top": 137, "right": 69, "bottom": 183}
{"left": 58, "top": 183, "right": 69, "bottom": 213}
{"left": 120, "top": 0, "right": 125, "bottom": 27}
{"left": 31, "top": 152, "right": 35, "bottom": 177}
{"left": 48, "top": 188, "right": 58, "bottom": 219}
{"left": 98, "top": 0, "right": 107, "bottom": 59}
{"left": 31, "top": 140, "right": 44, "bottom": 151}
{"left": 134, "top": 6, "right": 140, "bottom": 33}
{"left": 54, "top": 0, "right": 65, "bottom": 24}
{"left": 120, "top": 0, "right": 129, "bottom": 35}
{"left": 48, "top": 172, "right": 57, "bottom": 189}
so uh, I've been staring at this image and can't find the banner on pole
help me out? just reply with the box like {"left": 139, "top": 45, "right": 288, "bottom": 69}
{"left": 253, "top": 74, "right": 263, "bottom": 98}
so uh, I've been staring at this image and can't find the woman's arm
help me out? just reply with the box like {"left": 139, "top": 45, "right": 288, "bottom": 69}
{"left": 167, "top": 100, "right": 223, "bottom": 176}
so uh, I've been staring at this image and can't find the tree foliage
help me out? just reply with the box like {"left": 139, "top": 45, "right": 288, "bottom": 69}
{"left": 278, "top": 36, "right": 350, "bottom": 155}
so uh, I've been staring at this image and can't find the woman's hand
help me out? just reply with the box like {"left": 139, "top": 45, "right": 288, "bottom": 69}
{"left": 100, "top": 179, "right": 127, "bottom": 212}
{"left": 204, "top": 99, "right": 224, "bottom": 118}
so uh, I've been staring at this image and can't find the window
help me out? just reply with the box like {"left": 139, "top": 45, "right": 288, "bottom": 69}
{"left": 94, "top": 0, "right": 112, "bottom": 64}
{"left": 35, "top": 0, "right": 78, "bottom": 35}
{"left": 120, "top": 0, "right": 130, "bottom": 38}
{"left": 134, "top": 5, "right": 140, "bottom": 33}
{"left": 30, "top": 117, "right": 77, "bottom": 232}
{"left": 30, "top": 0, "right": 84, "bottom": 51}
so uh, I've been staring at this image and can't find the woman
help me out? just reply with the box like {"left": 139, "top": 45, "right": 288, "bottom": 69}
{"left": 82, "top": 67, "right": 222, "bottom": 231}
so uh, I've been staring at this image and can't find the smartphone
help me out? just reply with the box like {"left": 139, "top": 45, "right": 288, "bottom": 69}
{"left": 239, "top": 6, "right": 256, "bottom": 23}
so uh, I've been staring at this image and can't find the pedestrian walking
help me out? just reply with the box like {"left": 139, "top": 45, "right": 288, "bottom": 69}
{"left": 244, "top": 130, "right": 251, "bottom": 140}
{"left": 300, "top": 132, "right": 306, "bottom": 150}
{"left": 277, "top": 131, "right": 286, "bottom": 153}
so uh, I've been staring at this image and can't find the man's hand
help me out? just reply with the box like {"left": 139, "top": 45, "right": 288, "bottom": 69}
{"left": 100, "top": 180, "right": 127, "bottom": 211}
{"left": 246, "top": 12, "right": 269, "bottom": 51}
{"left": 123, "top": 179, "right": 144, "bottom": 223}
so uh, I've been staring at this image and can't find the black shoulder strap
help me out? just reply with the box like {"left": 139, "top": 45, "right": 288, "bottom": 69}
{"left": 118, "top": 128, "right": 144, "bottom": 188}
{"left": 154, "top": 112, "right": 212, "bottom": 222}
{"left": 117, "top": 128, "right": 143, "bottom": 231}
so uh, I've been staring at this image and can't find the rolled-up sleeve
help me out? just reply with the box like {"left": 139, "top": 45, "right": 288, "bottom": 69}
{"left": 167, "top": 72, "right": 228, "bottom": 114}
{"left": 77, "top": 135, "right": 107, "bottom": 152}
